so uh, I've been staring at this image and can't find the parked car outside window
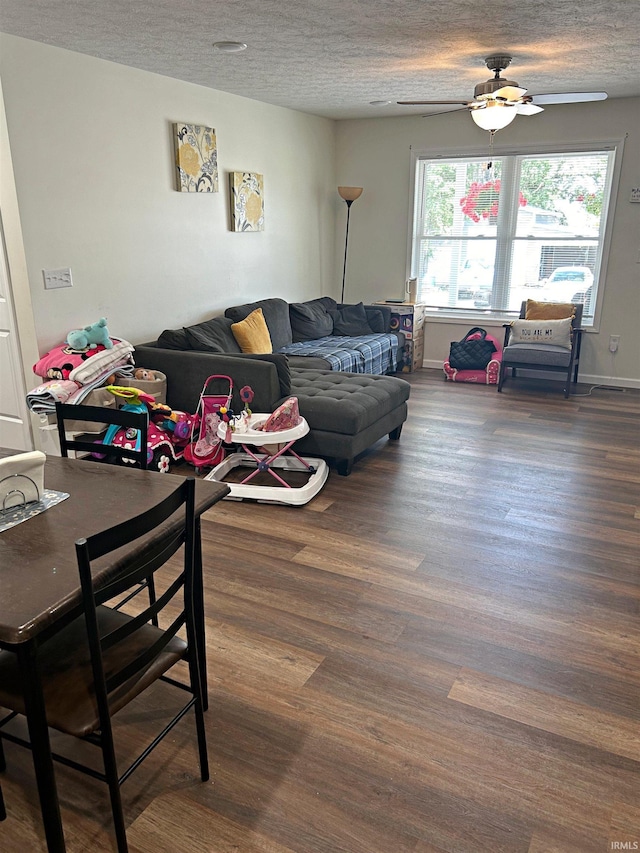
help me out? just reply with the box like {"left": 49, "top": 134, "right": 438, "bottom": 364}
{"left": 457, "top": 259, "right": 493, "bottom": 300}
{"left": 537, "top": 266, "right": 594, "bottom": 306}
{"left": 473, "top": 284, "right": 493, "bottom": 307}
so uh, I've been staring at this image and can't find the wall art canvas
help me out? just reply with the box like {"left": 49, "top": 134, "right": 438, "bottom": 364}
{"left": 174, "top": 123, "right": 218, "bottom": 192}
{"left": 230, "top": 171, "right": 264, "bottom": 231}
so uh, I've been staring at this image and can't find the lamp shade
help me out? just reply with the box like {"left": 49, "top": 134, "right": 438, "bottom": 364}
{"left": 471, "top": 102, "right": 517, "bottom": 132}
{"left": 338, "top": 186, "right": 363, "bottom": 202}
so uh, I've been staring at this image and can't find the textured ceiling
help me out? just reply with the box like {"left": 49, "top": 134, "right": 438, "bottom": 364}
{"left": 2, "top": 0, "right": 639, "bottom": 119}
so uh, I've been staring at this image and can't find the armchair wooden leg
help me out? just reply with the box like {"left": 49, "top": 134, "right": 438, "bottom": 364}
{"left": 497, "top": 362, "right": 506, "bottom": 392}
{"left": 565, "top": 369, "right": 573, "bottom": 398}
{"left": 565, "top": 362, "right": 577, "bottom": 398}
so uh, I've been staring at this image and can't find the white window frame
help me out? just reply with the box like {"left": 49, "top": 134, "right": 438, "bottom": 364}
{"left": 407, "top": 138, "right": 625, "bottom": 331}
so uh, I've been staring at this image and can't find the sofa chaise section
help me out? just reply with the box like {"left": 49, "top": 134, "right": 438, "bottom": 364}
{"left": 288, "top": 368, "right": 409, "bottom": 475}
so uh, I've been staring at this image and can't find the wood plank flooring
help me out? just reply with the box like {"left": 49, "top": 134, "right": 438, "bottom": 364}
{"left": 2, "top": 371, "right": 639, "bottom": 852}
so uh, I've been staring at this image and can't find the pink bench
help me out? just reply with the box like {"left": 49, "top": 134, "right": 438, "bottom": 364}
{"left": 443, "top": 331, "right": 503, "bottom": 385}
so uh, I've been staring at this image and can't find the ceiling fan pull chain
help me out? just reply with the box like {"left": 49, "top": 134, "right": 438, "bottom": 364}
{"left": 486, "top": 131, "right": 496, "bottom": 176}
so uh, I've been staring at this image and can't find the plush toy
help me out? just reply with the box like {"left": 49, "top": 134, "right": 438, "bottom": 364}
{"left": 134, "top": 368, "right": 158, "bottom": 381}
{"left": 66, "top": 317, "right": 113, "bottom": 350}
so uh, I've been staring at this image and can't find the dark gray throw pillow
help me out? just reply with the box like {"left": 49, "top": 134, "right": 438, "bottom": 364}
{"left": 289, "top": 298, "right": 335, "bottom": 341}
{"left": 330, "top": 302, "right": 374, "bottom": 336}
{"left": 157, "top": 328, "right": 191, "bottom": 350}
{"left": 366, "top": 309, "right": 386, "bottom": 334}
{"left": 184, "top": 317, "right": 241, "bottom": 353}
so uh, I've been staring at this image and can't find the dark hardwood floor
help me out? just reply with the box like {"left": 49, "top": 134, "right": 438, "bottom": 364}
{"left": 2, "top": 371, "right": 639, "bottom": 852}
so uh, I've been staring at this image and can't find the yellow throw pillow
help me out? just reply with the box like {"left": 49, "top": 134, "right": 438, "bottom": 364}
{"left": 525, "top": 299, "right": 576, "bottom": 321}
{"left": 231, "top": 308, "right": 273, "bottom": 354}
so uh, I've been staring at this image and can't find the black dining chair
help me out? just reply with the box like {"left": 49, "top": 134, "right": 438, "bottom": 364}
{"left": 0, "top": 477, "right": 208, "bottom": 853}
{"left": 55, "top": 401, "right": 149, "bottom": 469}
{"left": 56, "top": 400, "right": 157, "bottom": 614}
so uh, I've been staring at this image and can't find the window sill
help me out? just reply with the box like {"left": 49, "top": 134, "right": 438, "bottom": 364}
{"left": 422, "top": 308, "right": 596, "bottom": 330}
{"left": 423, "top": 308, "right": 517, "bottom": 325}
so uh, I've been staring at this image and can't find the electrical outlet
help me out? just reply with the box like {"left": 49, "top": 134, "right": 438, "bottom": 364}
{"left": 43, "top": 268, "right": 73, "bottom": 289}
{"left": 609, "top": 335, "right": 620, "bottom": 353}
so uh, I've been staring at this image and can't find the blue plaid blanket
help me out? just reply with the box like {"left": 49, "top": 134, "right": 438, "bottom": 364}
{"left": 278, "top": 333, "right": 397, "bottom": 375}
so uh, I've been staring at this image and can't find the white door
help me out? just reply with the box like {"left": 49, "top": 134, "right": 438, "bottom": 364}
{"left": 0, "top": 213, "right": 33, "bottom": 450}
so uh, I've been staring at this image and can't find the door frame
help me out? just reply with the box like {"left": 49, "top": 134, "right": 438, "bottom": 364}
{"left": 1, "top": 78, "right": 40, "bottom": 450}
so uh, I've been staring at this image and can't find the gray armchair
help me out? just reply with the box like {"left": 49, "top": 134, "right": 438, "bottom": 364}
{"left": 498, "top": 302, "right": 583, "bottom": 398}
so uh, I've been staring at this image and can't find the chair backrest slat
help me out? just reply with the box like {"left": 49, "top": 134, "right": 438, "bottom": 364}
{"left": 93, "top": 531, "right": 184, "bottom": 606}
{"left": 56, "top": 402, "right": 149, "bottom": 469}
{"left": 85, "top": 486, "right": 190, "bottom": 561}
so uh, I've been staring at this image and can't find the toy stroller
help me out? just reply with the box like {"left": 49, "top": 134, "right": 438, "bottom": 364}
{"left": 183, "top": 374, "right": 233, "bottom": 472}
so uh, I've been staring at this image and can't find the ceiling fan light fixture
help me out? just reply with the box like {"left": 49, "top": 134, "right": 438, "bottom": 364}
{"left": 471, "top": 101, "right": 518, "bottom": 131}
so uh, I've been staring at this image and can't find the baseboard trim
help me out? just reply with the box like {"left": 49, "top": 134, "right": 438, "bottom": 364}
{"left": 574, "top": 373, "right": 640, "bottom": 390}
{"left": 421, "top": 360, "right": 640, "bottom": 390}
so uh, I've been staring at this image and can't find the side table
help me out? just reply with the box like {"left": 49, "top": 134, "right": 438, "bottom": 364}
{"left": 205, "top": 414, "right": 328, "bottom": 506}
{"left": 376, "top": 302, "right": 426, "bottom": 373}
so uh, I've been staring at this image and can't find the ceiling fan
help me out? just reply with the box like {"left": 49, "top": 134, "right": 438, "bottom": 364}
{"left": 397, "top": 55, "right": 608, "bottom": 132}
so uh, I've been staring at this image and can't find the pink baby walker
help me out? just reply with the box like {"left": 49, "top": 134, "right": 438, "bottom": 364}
{"left": 183, "top": 374, "right": 233, "bottom": 473}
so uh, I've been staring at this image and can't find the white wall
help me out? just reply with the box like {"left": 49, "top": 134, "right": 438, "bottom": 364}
{"left": 0, "top": 34, "right": 337, "bottom": 354}
{"left": 336, "top": 101, "right": 640, "bottom": 385}
{"left": 2, "top": 33, "right": 638, "bottom": 386}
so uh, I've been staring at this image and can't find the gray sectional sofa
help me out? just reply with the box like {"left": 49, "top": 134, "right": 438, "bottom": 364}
{"left": 135, "top": 297, "right": 410, "bottom": 475}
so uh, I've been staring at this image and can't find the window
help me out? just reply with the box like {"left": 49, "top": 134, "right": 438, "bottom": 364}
{"left": 411, "top": 148, "right": 618, "bottom": 326}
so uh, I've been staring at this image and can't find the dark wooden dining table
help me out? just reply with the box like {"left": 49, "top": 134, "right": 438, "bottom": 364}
{"left": 0, "top": 450, "right": 229, "bottom": 852}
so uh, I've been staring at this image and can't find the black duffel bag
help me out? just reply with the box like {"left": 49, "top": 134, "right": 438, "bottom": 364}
{"left": 448, "top": 327, "right": 496, "bottom": 370}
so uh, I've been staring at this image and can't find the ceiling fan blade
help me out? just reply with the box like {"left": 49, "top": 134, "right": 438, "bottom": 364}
{"left": 420, "top": 107, "right": 469, "bottom": 118}
{"left": 530, "top": 92, "right": 608, "bottom": 105}
{"left": 516, "top": 102, "right": 544, "bottom": 115}
{"left": 397, "top": 99, "right": 471, "bottom": 105}
{"left": 493, "top": 85, "right": 527, "bottom": 101}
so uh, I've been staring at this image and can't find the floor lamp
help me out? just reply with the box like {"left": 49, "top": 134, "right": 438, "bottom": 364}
{"left": 338, "top": 186, "right": 363, "bottom": 304}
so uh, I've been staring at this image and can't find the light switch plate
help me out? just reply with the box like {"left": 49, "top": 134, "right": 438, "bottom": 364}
{"left": 43, "top": 268, "right": 73, "bottom": 289}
